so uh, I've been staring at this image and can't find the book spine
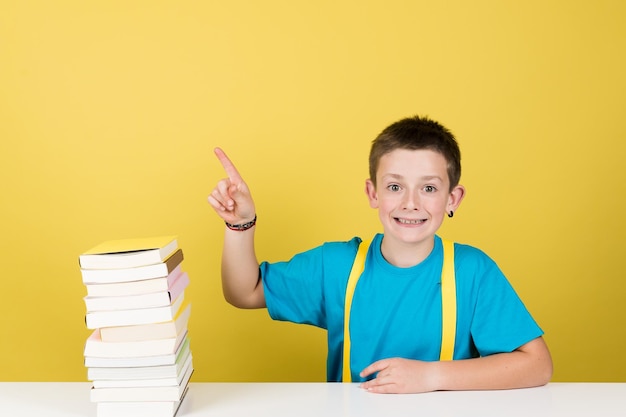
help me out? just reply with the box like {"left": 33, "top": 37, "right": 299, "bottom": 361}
{"left": 85, "top": 293, "right": 183, "bottom": 329}
{"left": 81, "top": 250, "right": 183, "bottom": 284}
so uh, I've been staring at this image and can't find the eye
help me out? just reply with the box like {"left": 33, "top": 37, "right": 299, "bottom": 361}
{"left": 387, "top": 184, "right": 401, "bottom": 192}
{"left": 424, "top": 185, "right": 437, "bottom": 193}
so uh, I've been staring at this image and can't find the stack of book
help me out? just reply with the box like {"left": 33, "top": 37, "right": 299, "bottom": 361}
{"left": 79, "top": 236, "right": 193, "bottom": 417}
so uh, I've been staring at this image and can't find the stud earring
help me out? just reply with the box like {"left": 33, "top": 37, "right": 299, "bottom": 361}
{"left": 448, "top": 210, "right": 454, "bottom": 218}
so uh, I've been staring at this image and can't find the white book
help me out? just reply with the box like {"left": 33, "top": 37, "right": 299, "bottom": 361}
{"left": 85, "top": 337, "right": 190, "bottom": 368}
{"left": 85, "top": 292, "right": 184, "bottom": 329}
{"left": 95, "top": 386, "right": 188, "bottom": 417}
{"left": 81, "top": 249, "right": 183, "bottom": 284}
{"left": 84, "top": 272, "right": 189, "bottom": 312}
{"left": 84, "top": 327, "right": 187, "bottom": 358}
{"left": 100, "top": 303, "right": 191, "bottom": 343}
{"left": 79, "top": 236, "right": 179, "bottom": 270}
{"left": 88, "top": 343, "right": 191, "bottom": 381}
{"left": 90, "top": 360, "right": 193, "bottom": 402}
{"left": 86, "top": 265, "right": 182, "bottom": 297}
{"left": 92, "top": 354, "right": 192, "bottom": 388}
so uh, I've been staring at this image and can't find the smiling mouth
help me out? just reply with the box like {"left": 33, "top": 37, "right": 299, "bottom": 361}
{"left": 396, "top": 218, "right": 425, "bottom": 225}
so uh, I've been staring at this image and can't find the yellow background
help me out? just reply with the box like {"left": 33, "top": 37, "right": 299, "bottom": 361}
{"left": 1, "top": 1, "right": 625, "bottom": 382}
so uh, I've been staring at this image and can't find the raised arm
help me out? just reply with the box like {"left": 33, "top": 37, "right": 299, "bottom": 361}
{"left": 207, "top": 147, "right": 265, "bottom": 309}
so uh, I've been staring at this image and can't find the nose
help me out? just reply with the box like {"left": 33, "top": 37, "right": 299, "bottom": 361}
{"left": 402, "top": 189, "right": 420, "bottom": 210}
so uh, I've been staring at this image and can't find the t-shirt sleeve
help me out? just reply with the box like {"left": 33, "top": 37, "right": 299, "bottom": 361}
{"left": 260, "top": 245, "right": 328, "bottom": 329}
{"left": 463, "top": 248, "right": 544, "bottom": 356}
{"left": 259, "top": 238, "right": 361, "bottom": 331}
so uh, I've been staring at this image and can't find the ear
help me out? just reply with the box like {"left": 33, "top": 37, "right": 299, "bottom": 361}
{"left": 365, "top": 179, "right": 379, "bottom": 209}
{"left": 447, "top": 184, "right": 466, "bottom": 214}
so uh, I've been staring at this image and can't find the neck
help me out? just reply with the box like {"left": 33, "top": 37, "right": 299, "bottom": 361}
{"left": 380, "top": 236, "right": 435, "bottom": 268}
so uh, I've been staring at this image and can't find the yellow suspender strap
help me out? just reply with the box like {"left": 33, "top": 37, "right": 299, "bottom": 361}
{"left": 342, "top": 240, "right": 370, "bottom": 383}
{"left": 439, "top": 239, "right": 457, "bottom": 361}
{"left": 342, "top": 239, "right": 456, "bottom": 382}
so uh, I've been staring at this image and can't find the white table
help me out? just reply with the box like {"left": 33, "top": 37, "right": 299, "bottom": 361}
{"left": 0, "top": 382, "right": 624, "bottom": 416}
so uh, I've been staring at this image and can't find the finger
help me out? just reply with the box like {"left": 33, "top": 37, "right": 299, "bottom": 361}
{"left": 359, "top": 359, "right": 388, "bottom": 378}
{"left": 207, "top": 180, "right": 235, "bottom": 209}
{"left": 360, "top": 373, "right": 389, "bottom": 390}
{"left": 361, "top": 368, "right": 406, "bottom": 393}
{"left": 216, "top": 180, "right": 237, "bottom": 210}
{"left": 207, "top": 194, "right": 227, "bottom": 212}
{"left": 208, "top": 189, "right": 232, "bottom": 212}
{"left": 361, "top": 381, "right": 398, "bottom": 394}
{"left": 208, "top": 185, "right": 243, "bottom": 215}
{"left": 214, "top": 147, "right": 243, "bottom": 183}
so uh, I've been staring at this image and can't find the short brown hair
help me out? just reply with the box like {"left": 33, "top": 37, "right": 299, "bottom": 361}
{"left": 369, "top": 115, "right": 461, "bottom": 191}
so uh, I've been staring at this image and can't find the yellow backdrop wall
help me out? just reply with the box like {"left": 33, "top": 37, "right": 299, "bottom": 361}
{"left": 1, "top": 1, "right": 625, "bottom": 382}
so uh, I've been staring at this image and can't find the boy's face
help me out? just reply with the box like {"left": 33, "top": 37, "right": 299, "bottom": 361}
{"left": 365, "top": 149, "right": 464, "bottom": 252}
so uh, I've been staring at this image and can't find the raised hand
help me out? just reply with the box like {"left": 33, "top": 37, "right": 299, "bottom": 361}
{"left": 208, "top": 147, "right": 256, "bottom": 225}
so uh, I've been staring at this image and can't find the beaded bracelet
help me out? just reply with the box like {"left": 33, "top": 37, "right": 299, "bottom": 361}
{"left": 225, "top": 215, "right": 257, "bottom": 231}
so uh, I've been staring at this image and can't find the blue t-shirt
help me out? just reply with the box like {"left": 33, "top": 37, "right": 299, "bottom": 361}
{"left": 260, "top": 234, "right": 543, "bottom": 382}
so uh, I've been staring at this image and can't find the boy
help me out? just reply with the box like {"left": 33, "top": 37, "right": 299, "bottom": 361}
{"left": 207, "top": 115, "right": 553, "bottom": 393}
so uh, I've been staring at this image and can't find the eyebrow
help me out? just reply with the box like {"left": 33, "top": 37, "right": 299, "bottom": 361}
{"left": 382, "top": 173, "right": 444, "bottom": 182}
{"left": 420, "top": 175, "right": 444, "bottom": 182}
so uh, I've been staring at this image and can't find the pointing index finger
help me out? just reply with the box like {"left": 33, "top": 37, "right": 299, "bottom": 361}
{"left": 214, "top": 147, "right": 243, "bottom": 182}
